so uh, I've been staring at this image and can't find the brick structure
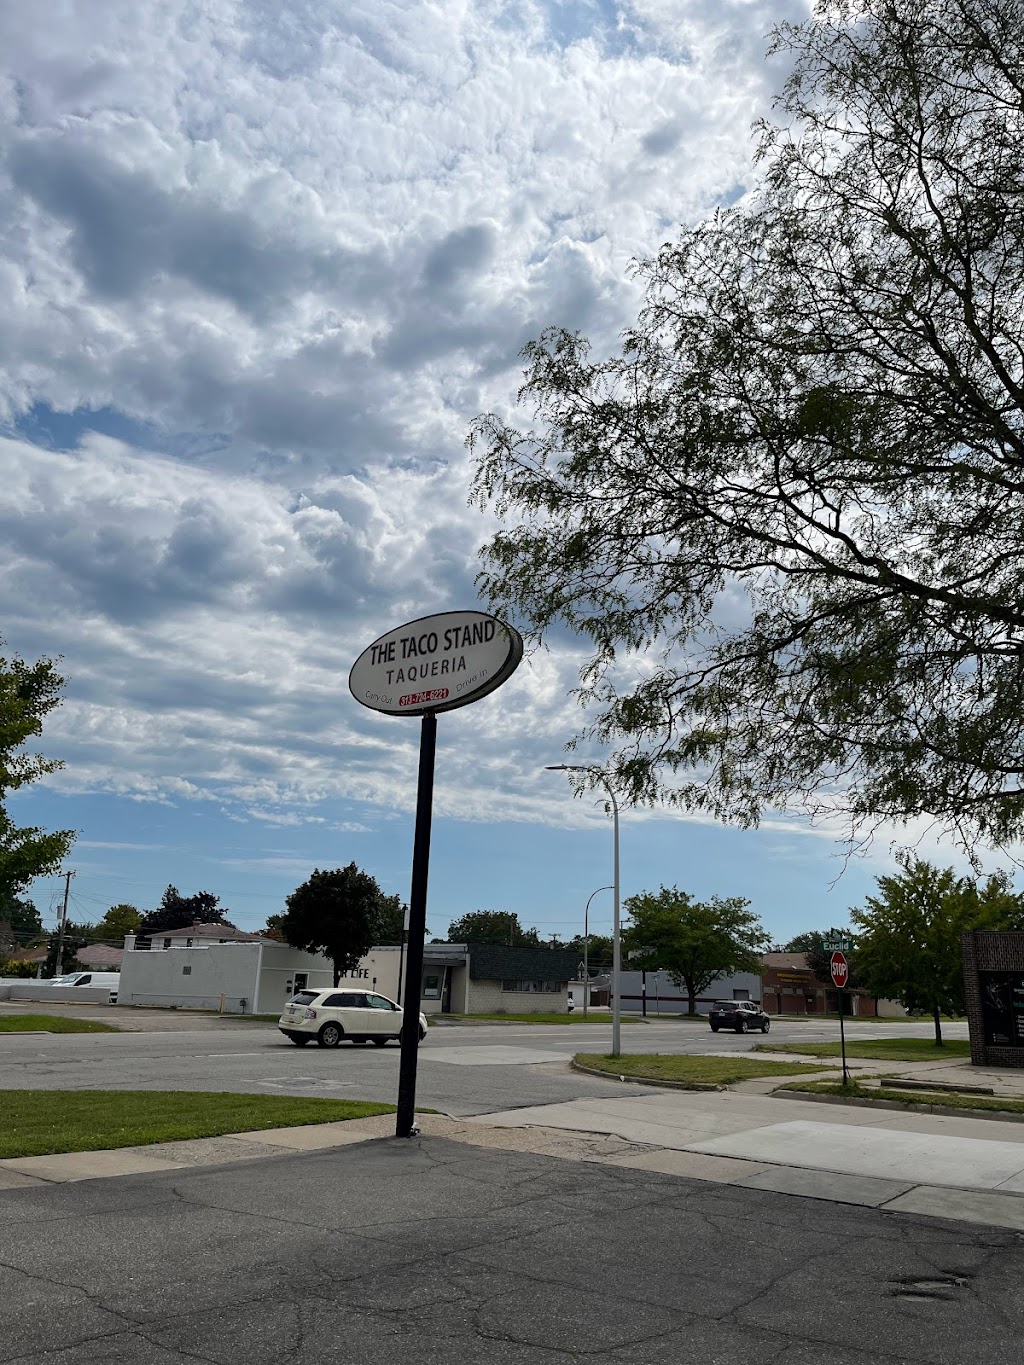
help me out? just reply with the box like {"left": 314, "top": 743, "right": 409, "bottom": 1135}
{"left": 760, "top": 952, "right": 878, "bottom": 1017}
{"left": 961, "top": 931, "right": 1024, "bottom": 1068}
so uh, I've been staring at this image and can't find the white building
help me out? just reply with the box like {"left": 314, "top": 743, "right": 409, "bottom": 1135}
{"left": 120, "top": 928, "right": 405, "bottom": 1015}
{"left": 118, "top": 927, "right": 580, "bottom": 1017}
{"left": 572, "top": 967, "right": 764, "bottom": 1016}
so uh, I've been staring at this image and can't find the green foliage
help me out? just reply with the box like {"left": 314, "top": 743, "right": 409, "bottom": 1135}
{"left": 98, "top": 903, "right": 141, "bottom": 940}
{"left": 566, "top": 932, "right": 614, "bottom": 975}
{"left": 0, "top": 892, "right": 44, "bottom": 946}
{"left": 783, "top": 933, "right": 820, "bottom": 955}
{"left": 0, "top": 641, "right": 75, "bottom": 898}
{"left": 0, "top": 1014, "right": 118, "bottom": 1033}
{"left": 279, "top": 864, "right": 400, "bottom": 985}
{"left": 444, "top": 910, "right": 540, "bottom": 946}
{"left": 45, "top": 920, "right": 94, "bottom": 977}
{"left": 0, "top": 958, "right": 37, "bottom": 978}
{"left": 781, "top": 1080, "right": 1024, "bottom": 1116}
{"left": 139, "top": 886, "right": 231, "bottom": 937}
{"left": 785, "top": 927, "right": 863, "bottom": 989}
{"left": 575, "top": 1053, "right": 827, "bottom": 1085}
{"left": 851, "top": 858, "right": 1024, "bottom": 1041}
{"left": 758, "top": 1038, "right": 972, "bottom": 1063}
{"left": 622, "top": 885, "right": 770, "bottom": 1014}
{"left": 0, "top": 1090, "right": 395, "bottom": 1160}
{"left": 470, "top": 2, "right": 1024, "bottom": 849}
{"left": 372, "top": 897, "right": 407, "bottom": 945}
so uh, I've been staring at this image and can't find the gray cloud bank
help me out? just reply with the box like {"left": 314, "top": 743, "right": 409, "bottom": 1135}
{"left": 1, "top": 0, "right": 808, "bottom": 829}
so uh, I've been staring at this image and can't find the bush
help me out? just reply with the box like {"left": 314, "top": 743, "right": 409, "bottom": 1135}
{"left": 0, "top": 959, "right": 38, "bottom": 978}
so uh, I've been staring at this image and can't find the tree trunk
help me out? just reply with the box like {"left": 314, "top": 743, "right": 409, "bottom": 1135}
{"left": 932, "top": 1005, "right": 943, "bottom": 1046}
{"left": 333, "top": 961, "right": 341, "bottom": 987}
{"left": 687, "top": 988, "right": 697, "bottom": 1016}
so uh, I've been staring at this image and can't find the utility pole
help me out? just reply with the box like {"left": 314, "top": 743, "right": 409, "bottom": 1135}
{"left": 54, "top": 870, "right": 74, "bottom": 977}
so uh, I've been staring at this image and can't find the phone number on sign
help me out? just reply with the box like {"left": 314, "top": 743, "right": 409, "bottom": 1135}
{"left": 399, "top": 688, "right": 450, "bottom": 707}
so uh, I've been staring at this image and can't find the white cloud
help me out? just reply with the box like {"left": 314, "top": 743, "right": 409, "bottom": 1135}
{"left": 13, "top": 0, "right": 957, "bottom": 925}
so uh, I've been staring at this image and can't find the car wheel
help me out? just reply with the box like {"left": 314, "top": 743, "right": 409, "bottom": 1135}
{"left": 318, "top": 1022, "right": 343, "bottom": 1048}
{"left": 710, "top": 1024, "right": 719, "bottom": 1033}
{"left": 291, "top": 1036, "right": 312, "bottom": 1047}
{"left": 736, "top": 1020, "right": 747, "bottom": 1033}
{"left": 419, "top": 1025, "right": 427, "bottom": 1042}
{"left": 761, "top": 1020, "right": 771, "bottom": 1033}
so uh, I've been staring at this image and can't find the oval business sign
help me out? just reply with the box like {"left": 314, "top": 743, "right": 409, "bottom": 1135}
{"left": 349, "top": 610, "right": 524, "bottom": 717}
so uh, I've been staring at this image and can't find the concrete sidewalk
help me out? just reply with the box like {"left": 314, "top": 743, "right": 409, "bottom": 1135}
{"left": 469, "top": 1085, "right": 1024, "bottom": 1231}
{"left": 8, "top": 1082, "right": 1024, "bottom": 1233}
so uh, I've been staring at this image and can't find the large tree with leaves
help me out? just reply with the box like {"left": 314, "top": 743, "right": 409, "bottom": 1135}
{"left": 0, "top": 641, "right": 75, "bottom": 899}
{"left": 278, "top": 864, "right": 402, "bottom": 986}
{"left": 443, "top": 910, "right": 539, "bottom": 947}
{"left": 623, "top": 886, "right": 770, "bottom": 1015}
{"left": 0, "top": 891, "right": 44, "bottom": 948}
{"left": 471, "top": 0, "right": 1024, "bottom": 848}
{"left": 852, "top": 858, "right": 1024, "bottom": 1043}
{"left": 138, "top": 886, "right": 231, "bottom": 937}
{"left": 97, "top": 903, "right": 141, "bottom": 941}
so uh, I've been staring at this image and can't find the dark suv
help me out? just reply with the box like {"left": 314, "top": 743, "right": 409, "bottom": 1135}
{"left": 709, "top": 1000, "right": 771, "bottom": 1034}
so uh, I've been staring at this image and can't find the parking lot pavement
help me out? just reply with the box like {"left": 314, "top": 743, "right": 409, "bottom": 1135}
{"left": 2, "top": 1129, "right": 1024, "bottom": 1365}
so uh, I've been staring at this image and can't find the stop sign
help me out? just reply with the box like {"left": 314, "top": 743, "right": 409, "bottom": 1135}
{"left": 830, "top": 950, "right": 849, "bottom": 989}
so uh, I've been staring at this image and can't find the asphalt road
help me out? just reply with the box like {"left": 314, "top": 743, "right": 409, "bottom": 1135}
{"left": 1, "top": 1131, "right": 1021, "bottom": 1365}
{"left": 0, "top": 1012, "right": 970, "bottom": 1116}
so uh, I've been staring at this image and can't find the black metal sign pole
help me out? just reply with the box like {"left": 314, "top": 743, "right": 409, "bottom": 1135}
{"left": 839, "top": 988, "right": 849, "bottom": 1085}
{"left": 396, "top": 712, "right": 437, "bottom": 1138}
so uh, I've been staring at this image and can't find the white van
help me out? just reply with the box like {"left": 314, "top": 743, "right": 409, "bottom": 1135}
{"left": 50, "top": 972, "right": 120, "bottom": 1002}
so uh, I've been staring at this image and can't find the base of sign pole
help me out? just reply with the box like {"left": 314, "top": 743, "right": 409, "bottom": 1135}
{"left": 839, "top": 990, "right": 849, "bottom": 1086}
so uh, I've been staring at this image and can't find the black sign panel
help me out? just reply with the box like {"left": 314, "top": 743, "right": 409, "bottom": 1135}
{"left": 980, "top": 972, "right": 1024, "bottom": 1047}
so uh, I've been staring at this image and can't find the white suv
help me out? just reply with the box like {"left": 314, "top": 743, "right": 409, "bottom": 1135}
{"left": 278, "top": 989, "right": 427, "bottom": 1048}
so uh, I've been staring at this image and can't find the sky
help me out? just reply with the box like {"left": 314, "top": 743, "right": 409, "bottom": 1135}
{"left": 4, "top": 0, "right": 1017, "bottom": 948}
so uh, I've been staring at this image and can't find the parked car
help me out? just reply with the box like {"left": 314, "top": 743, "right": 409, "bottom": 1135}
{"left": 709, "top": 1000, "right": 771, "bottom": 1034}
{"left": 50, "top": 971, "right": 120, "bottom": 1002}
{"left": 278, "top": 989, "right": 427, "bottom": 1048}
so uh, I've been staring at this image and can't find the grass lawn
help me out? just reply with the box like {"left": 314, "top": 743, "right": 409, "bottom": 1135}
{"left": 574, "top": 1053, "right": 833, "bottom": 1086}
{"left": 780, "top": 1078, "right": 1024, "bottom": 1115}
{"left": 0, "top": 1014, "right": 119, "bottom": 1034}
{"left": 0, "top": 1090, "right": 396, "bottom": 1160}
{"left": 753, "top": 1038, "right": 971, "bottom": 1063}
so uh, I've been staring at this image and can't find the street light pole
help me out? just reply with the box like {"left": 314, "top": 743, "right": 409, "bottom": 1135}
{"left": 582, "top": 885, "right": 613, "bottom": 1020}
{"left": 546, "top": 765, "right": 622, "bottom": 1057}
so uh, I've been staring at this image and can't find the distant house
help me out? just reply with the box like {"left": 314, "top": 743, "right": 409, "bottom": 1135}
{"left": 77, "top": 943, "right": 124, "bottom": 970}
{"left": 136, "top": 922, "right": 267, "bottom": 951}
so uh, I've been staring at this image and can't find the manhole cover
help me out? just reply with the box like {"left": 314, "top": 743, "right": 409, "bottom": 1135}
{"left": 891, "top": 1276, "right": 969, "bottom": 1302}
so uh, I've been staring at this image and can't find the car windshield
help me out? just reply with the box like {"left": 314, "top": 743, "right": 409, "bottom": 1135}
{"left": 290, "top": 991, "right": 319, "bottom": 1005}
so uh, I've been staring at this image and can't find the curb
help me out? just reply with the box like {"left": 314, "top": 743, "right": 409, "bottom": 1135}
{"left": 570, "top": 1060, "right": 722, "bottom": 1091}
{"left": 774, "top": 1087, "right": 1024, "bottom": 1124}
